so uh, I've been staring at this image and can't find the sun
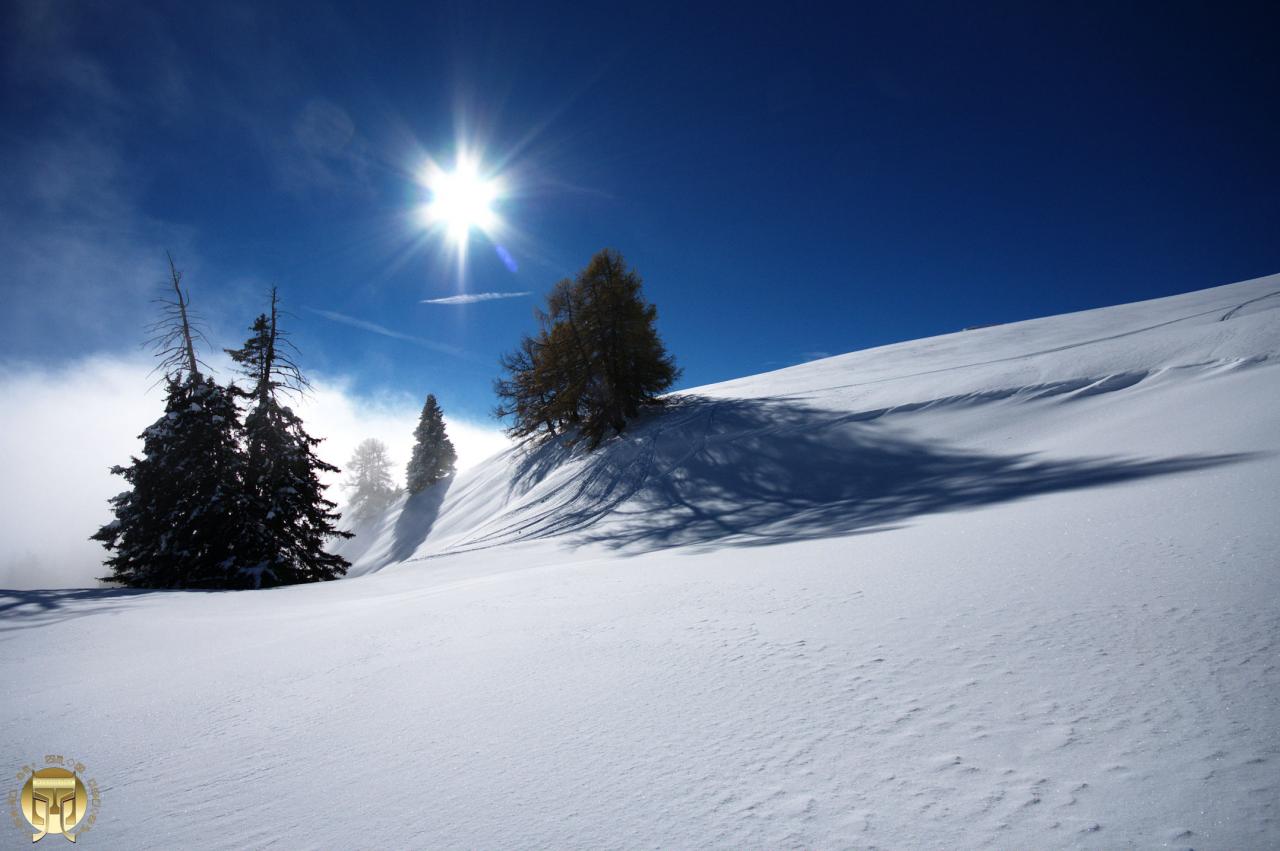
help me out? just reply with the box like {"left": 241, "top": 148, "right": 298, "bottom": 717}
{"left": 419, "top": 154, "right": 501, "bottom": 247}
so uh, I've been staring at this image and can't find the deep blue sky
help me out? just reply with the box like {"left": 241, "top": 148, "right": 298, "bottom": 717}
{"left": 2, "top": 1, "right": 1277, "bottom": 421}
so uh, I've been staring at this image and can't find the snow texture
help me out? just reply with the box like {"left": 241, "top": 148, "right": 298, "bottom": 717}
{"left": 2, "top": 274, "right": 1278, "bottom": 848}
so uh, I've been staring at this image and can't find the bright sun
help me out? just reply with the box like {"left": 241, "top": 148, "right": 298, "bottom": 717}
{"left": 420, "top": 155, "right": 501, "bottom": 247}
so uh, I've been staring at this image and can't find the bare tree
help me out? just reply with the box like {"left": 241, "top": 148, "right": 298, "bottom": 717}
{"left": 146, "top": 253, "right": 214, "bottom": 382}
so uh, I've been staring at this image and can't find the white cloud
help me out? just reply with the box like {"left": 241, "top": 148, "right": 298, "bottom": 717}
{"left": 421, "top": 292, "right": 531, "bottom": 305}
{"left": 0, "top": 354, "right": 509, "bottom": 590}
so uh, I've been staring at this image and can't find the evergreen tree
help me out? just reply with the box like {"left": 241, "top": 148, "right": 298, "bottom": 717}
{"left": 495, "top": 248, "right": 679, "bottom": 447}
{"left": 226, "top": 288, "right": 351, "bottom": 586}
{"left": 94, "top": 257, "right": 250, "bottom": 588}
{"left": 406, "top": 394, "right": 457, "bottom": 494}
{"left": 344, "top": 438, "right": 400, "bottom": 520}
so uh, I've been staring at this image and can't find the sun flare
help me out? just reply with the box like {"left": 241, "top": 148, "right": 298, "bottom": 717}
{"left": 420, "top": 155, "right": 501, "bottom": 247}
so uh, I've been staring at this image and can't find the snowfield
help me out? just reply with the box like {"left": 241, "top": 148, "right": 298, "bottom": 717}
{"left": 4, "top": 275, "right": 1279, "bottom": 849}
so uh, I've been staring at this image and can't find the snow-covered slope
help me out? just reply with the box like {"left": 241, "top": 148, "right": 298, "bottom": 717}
{"left": 4, "top": 275, "right": 1278, "bottom": 849}
{"left": 347, "top": 274, "right": 1278, "bottom": 573}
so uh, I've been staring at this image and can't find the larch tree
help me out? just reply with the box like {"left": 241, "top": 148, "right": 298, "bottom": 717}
{"left": 225, "top": 288, "right": 351, "bottom": 586}
{"left": 406, "top": 394, "right": 457, "bottom": 494}
{"left": 494, "top": 248, "right": 679, "bottom": 448}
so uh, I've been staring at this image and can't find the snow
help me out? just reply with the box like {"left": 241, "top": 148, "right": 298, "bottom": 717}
{"left": 3, "top": 274, "right": 1278, "bottom": 848}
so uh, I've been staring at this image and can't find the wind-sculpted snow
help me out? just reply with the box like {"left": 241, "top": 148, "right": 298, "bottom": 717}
{"left": 428, "top": 394, "right": 1250, "bottom": 556}
{"left": 2, "top": 274, "right": 1278, "bottom": 848}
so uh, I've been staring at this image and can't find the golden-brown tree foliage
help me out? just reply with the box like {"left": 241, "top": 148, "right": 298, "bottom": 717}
{"left": 495, "top": 249, "right": 680, "bottom": 448}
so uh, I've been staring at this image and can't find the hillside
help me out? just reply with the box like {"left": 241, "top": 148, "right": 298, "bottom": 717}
{"left": 345, "top": 273, "right": 1278, "bottom": 575}
{"left": 4, "top": 274, "right": 1278, "bottom": 848}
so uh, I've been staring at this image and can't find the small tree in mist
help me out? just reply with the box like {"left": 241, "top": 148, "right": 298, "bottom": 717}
{"left": 494, "top": 248, "right": 679, "bottom": 448}
{"left": 94, "top": 256, "right": 251, "bottom": 588}
{"left": 226, "top": 288, "right": 351, "bottom": 586}
{"left": 344, "top": 438, "right": 399, "bottom": 520}
{"left": 406, "top": 394, "right": 456, "bottom": 494}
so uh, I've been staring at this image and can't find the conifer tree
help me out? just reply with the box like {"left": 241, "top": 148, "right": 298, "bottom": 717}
{"left": 495, "top": 248, "right": 679, "bottom": 447}
{"left": 226, "top": 288, "right": 351, "bottom": 586}
{"left": 406, "top": 394, "right": 457, "bottom": 494}
{"left": 94, "top": 257, "right": 250, "bottom": 588}
{"left": 344, "top": 438, "right": 399, "bottom": 520}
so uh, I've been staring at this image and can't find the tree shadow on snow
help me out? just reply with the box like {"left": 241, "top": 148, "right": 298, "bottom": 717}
{"left": 482, "top": 394, "right": 1257, "bottom": 555}
{"left": 386, "top": 475, "right": 453, "bottom": 564}
{"left": 0, "top": 587, "right": 170, "bottom": 633}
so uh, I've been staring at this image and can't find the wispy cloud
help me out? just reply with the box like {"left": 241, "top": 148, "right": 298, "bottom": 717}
{"left": 421, "top": 292, "right": 531, "bottom": 305}
{"left": 306, "top": 308, "right": 470, "bottom": 358}
{"left": 269, "top": 96, "right": 374, "bottom": 197}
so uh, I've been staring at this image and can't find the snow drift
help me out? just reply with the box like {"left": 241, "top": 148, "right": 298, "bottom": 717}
{"left": 3, "top": 274, "right": 1278, "bottom": 848}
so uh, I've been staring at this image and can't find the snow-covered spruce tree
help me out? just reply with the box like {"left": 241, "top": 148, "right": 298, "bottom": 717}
{"left": 225, "top": 288, "right": 351, "bottom": 587}
{"left": 406, "top": 394, "right": 457, "bottom": 494}
{"left": 93, "top": 257, "right": 250, "bottom": 588}
{"left": 344, "top": 437, "right": 400, "bottom": 520}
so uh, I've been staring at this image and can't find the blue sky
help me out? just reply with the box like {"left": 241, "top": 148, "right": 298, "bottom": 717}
{"left": 2, "top": 1, "right": 1277, "bottom": 422}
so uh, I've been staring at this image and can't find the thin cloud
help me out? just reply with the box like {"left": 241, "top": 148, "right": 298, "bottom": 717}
{"left": 421, "top": 292, "right": 531, "bottom": 305}
{"left": 306, "top": 308, "right": 469, "bottom": 358}
{"left": 271, "top": 97, "right": 374, "bottom": 198}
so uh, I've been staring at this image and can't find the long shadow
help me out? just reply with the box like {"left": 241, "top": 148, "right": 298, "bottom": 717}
{"left": 0, "top": 587, "right": 167, "bottom": 634}
{"left": 478, "top": 395, "right": 1256, "bottom": 555}
{"left": 386, "top": 475, "right": 453, "bottom": 564}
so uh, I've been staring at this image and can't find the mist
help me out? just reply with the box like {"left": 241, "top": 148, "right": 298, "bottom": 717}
{"left": 0, "top": 354, "right": 509, "bottom": 590}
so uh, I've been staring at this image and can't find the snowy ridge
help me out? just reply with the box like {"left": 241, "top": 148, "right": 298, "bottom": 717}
{"left": 349, "top": 273, "right": 1279, "bottom": 572}
{"left": 4, "top": 274, "right": 1279, "bottom": 848}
